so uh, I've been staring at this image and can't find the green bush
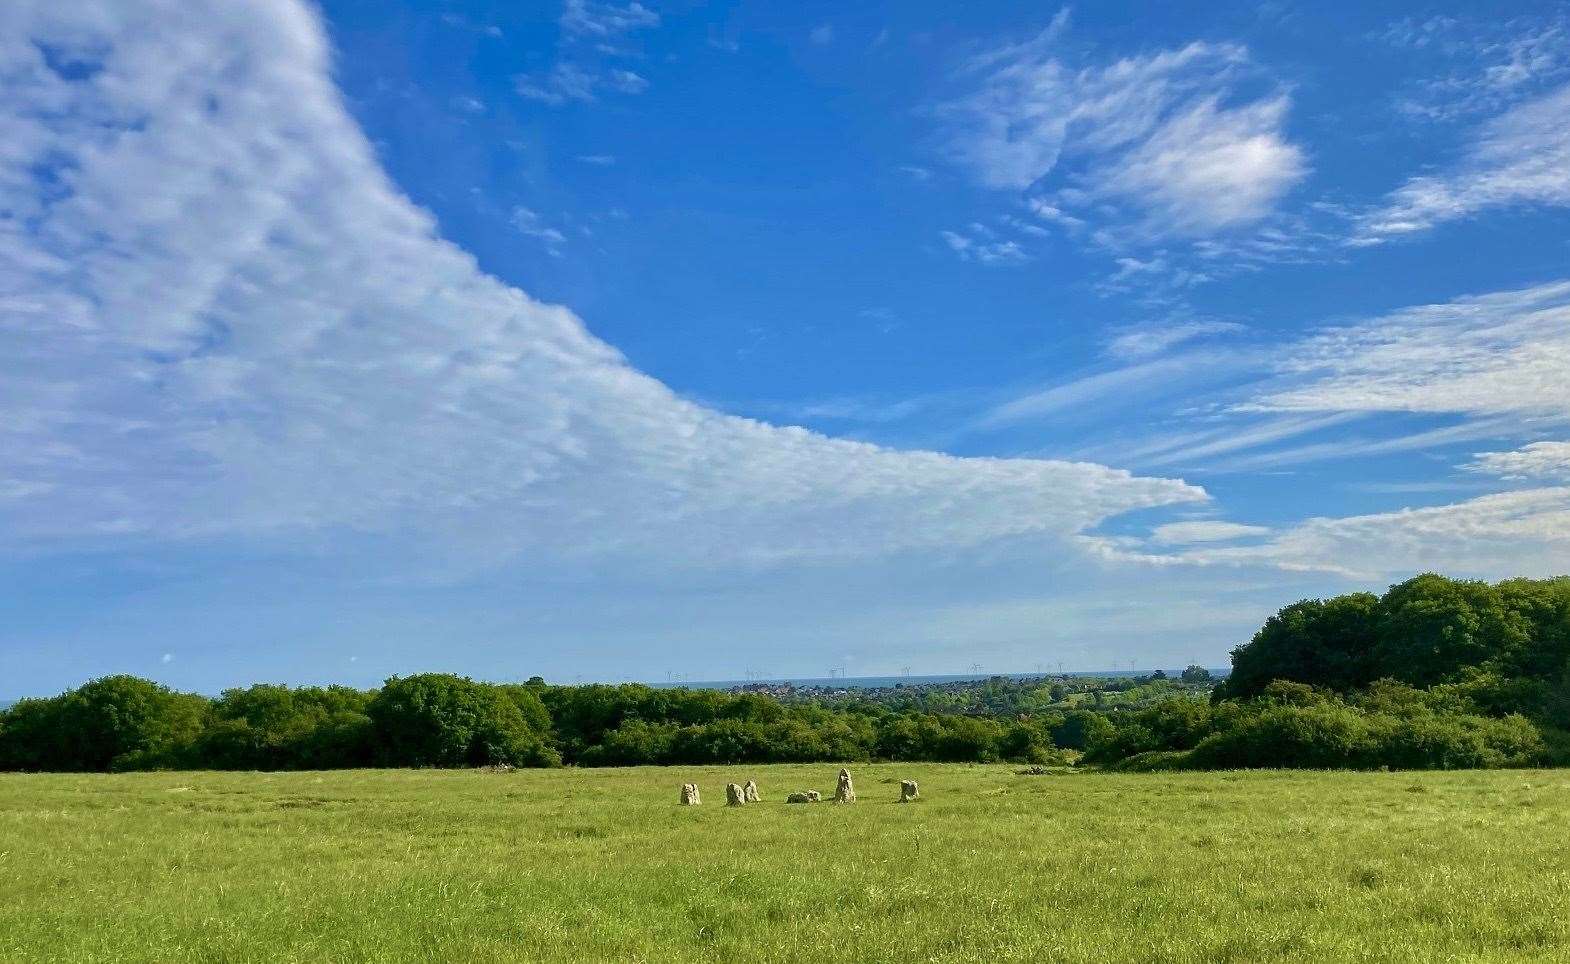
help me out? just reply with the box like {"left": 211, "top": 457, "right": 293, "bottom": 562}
{"left": 368, "top": 674, "right": 560, "bottom": 768}
{"left": 1179, "top": 701, "right": 1544, "bottom": 771}
{"left": 577, "top": 719, "right": 679, "bottom": 766}
{"left": 1107, "top": 750, "right": 1189, "bottom": 772}
{"left": 200, "top": 684, "right": 374, "bottom": 770}
{"left": 0, "top": 676, "right": 207, "bottom": 772}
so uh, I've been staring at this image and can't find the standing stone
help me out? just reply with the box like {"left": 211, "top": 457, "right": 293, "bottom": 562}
{"left": 680, "top": 783, "right": 701, "bottom": 805}
{"left": 833, "top": 768, "right": 855, "bottom": 803}
{"left": 725, "top": 782, "right": 746, "bottom": 806}
{"left": 743, "top": 779, "right": 760, "bottom": 803}
{"left": 900, "top": 779, "right": 919, "bottom": 803}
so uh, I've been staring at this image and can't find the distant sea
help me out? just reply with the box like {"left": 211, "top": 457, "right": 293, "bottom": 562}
{"left": 653, "top": 669, "right": 1229, "bottom": 690}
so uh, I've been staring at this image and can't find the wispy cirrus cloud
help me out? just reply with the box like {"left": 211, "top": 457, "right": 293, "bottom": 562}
{"left": 510, "top": 207, "right": 567, "bottom": 257}
{"left": 1377, "top": 14, "right": 1570, "bottom": 122}
{"left": 939, "top": 32, "right": 1307, "bottom": 242}
{"left": 939, "top": 223, "right": 1030, "bottom": 266}
{"left": 1253, "top": 280, "right": 1570, "bottom": 418}
{"left": 976, "top": 351, "right": 1243, "bottom": 432}
{"left": 1194, "top": 418, "right": 1521, "bottom": 475}
{"left": 929, "top": 17, "right": 1313, "bottom": 296}
{"left": 1102, "top": 280, "right": 1570, "bottom": 576}
{"left": 1353, "top": 83, "right": 1570, "bottom": 244}
{"left": 1022, "top": 281, "right": 1570, "bottom": 483}
{"left": 515, "top": 0, "right": 656, "bottom": 106}
{"left": 560, "top": 0, "right": 658, "bottom": 40}
{"left": 516, "top": 63, "right": 648, "bottom": 105}
{"left": 1174, "top": 488, "right": 1570, "bottom": 580}
{"left": 1126, "top": 414, "right": 1366, "bottom": 472}
{"left": 1105, "top": 319, "right": 1245, "bottom": 359}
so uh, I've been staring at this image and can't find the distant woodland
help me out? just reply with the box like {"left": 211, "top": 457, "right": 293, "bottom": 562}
{"left": 2, "top": 574, "right": 1565, "bottom": 772}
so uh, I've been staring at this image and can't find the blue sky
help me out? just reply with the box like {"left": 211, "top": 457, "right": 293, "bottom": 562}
{"left": 4, "top": 0, "right": 1570, "bottom": 698}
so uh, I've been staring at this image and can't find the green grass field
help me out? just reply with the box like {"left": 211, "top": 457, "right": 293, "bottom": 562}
{"left": 3, "top": 765, "right": 1569, "bottom": 962}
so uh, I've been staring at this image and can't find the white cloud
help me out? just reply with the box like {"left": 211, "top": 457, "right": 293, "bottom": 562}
{"left": 603, "top": 69, "right": 648, "bottom": 95}
{"left": 1131, "top": 414, "right": 1364, "bottom": 470}
{"left": 1379, "top": 16, "right": 1570, "bottom": 121}
{"left": 979, "top": 352, "right": 1239, "bottom": 430}
{"left": 513, "top": 62, "right": 644, "bottom": 105}
{"left": 1105, "top": 282, "right": 1570, "bottom": 475}
{"left": 1024, "top": 278, "right": 1570, "bottom": 485}
{"left": 1181, "top": 489, "right": 1570, "bottom": 580}
{"left": 1468, "top": 441, "right": 1570, "bottom": 481}
{"left": 1150, "top": 521, "right": 1269, "bottom": 545}
{"left": 1096, "top": 253, "right": 1212, "bottom": 294}
{"left": 510, "top": 208, "right": 567, "bottom": 257}
{"left": 707, "top": 32, "right": 740, "bottom": 54}
{"left": 1481, "top": 25, "right": 1569, "bottom": 92}
{"left": 1376, "top": 15, "right": 1460, "bottom": 51}
{"left": 0, "top": 0, "right": 1207, "bottom": 575}
{"left": 1253, "top": 280, "right": 1570, "bottom": 419}
{"left": 1106, "top": 320, "right": 1244, "bottom": 359}
{"left": 1026, "top": 198, "right": 1085, "bottom": 231}
{"left": 940, "top": 39, "right": 1307, "bottom": 239}
{"left": 777, "top": 395, "right": 935, "bottom": 425}
{"left": 516, "top": 63, "right": 597, "bottom": 104}
{"left": 1128, "top": 280, "right": 1570, "bottom": 574}
{"left": 1098, "top": 95, "right": 1304, "bottom": 236}
{"left": 1354, "top": 83, "right": 1570, "bottom": 242}
{"left": 1196, "top": 418, "right": 1516, "bottom": 474}
{"left": 939, "top": 227, "right": 1030, "bottom": 266}
{"left": 1017, "top": 274, "right": 1570, "bottom": 578}
{"left": 516, "top": 1, "right": 657, "bottom": 107}
{"left": 560, "top": 0, "right": 659, "bottom": 39}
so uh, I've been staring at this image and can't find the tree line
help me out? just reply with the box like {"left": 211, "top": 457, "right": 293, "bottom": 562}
{"left": 3, "top": 573, "right": 1565, "bottom": 772}
{"left": 0, "top": 672, "right": 1096, "bottom": 772}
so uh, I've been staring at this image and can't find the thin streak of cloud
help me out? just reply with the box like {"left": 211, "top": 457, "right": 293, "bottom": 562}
{"left": 1353, "top": 84, "right": 1570, "bottom": 243}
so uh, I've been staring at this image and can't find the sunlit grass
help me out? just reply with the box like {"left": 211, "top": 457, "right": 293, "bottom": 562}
{"left": 2, "top": 765, "right": 1569, "bottom": 962}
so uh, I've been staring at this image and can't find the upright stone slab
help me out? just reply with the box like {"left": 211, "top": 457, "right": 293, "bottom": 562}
{"left": 743, "top": 780, "right": 760, "bottom": 803}
{"left": 725, "top": 782, "right": 746, "bottom": 806}
{"left": 833, "top": 768, "right": 855, "bottom": 803}
{"left": 900, "top": 779, "right": 919, "bottom": 803}
{"left": 680, "top": 783, "right": 701, "bottom": 805}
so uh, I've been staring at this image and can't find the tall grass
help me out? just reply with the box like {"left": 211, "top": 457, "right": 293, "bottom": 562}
{"left": 2, "top": 765, "right": 1568, "bottom": 962}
